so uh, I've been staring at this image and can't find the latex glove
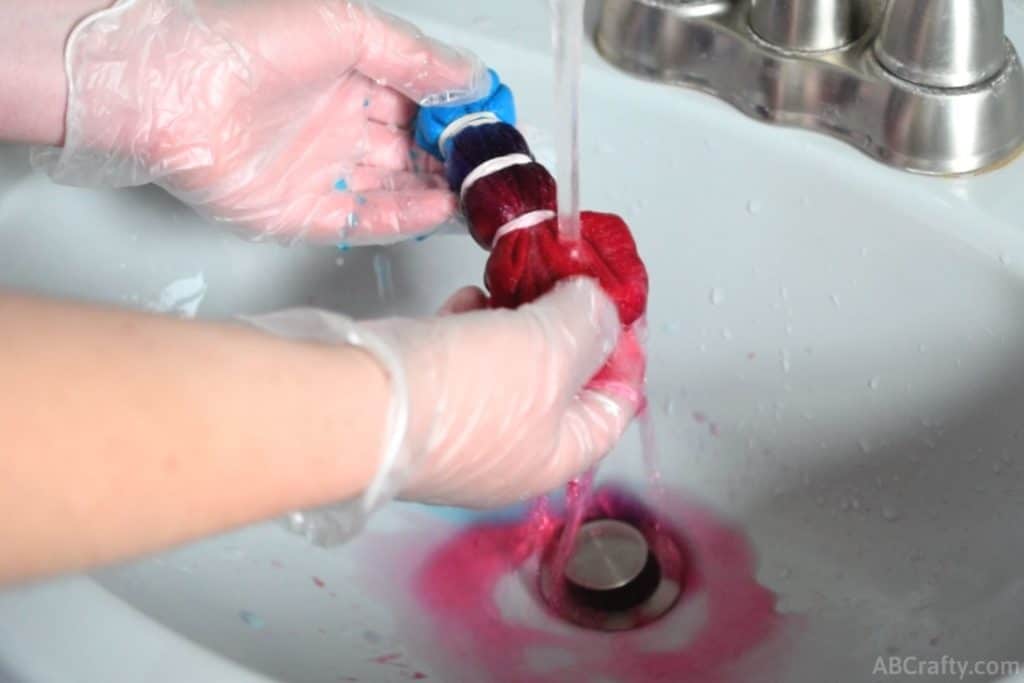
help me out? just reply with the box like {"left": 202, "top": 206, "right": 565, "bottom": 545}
{"left": 246, "top": 277, "right": 644, "bottom": 545}
{"left": 33, "top": 0, "right": 489, "bottom": 244}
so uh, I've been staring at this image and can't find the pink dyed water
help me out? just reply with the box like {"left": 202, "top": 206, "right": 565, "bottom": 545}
{"left": 412, "top": 486, "right": 798, "bottom": 683}
{"left": 548, "top": 469, "right": 596, "bottom": 583}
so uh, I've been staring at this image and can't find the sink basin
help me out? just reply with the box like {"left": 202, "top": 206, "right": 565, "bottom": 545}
{"left": 5, "top": 1, "right": 1024, "bottom": 681}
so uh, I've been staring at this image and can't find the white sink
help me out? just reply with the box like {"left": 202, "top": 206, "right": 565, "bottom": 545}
{"left": 6, "top": 1, "right": 1024, "bottom": 681}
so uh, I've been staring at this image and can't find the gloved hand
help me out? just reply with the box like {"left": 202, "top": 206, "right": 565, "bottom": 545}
{"left": 246, "top": 277, "right": 644, "bottom": 545}
{"left": 33, "top": 0, "right": 489, "bottom": 244}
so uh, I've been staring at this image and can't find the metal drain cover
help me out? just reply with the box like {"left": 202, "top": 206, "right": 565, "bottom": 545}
{"left": 565, "top": 520, "right": 649, "bottom": 591}
{"left": 539, "top": 518, "right": 685, "bottom": 631}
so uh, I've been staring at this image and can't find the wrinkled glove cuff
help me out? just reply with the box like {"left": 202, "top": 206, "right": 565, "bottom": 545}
{"left": 240, "top": 309, "right": 412, "bottom": 547}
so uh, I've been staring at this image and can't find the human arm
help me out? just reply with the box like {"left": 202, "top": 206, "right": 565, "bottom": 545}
{"left": 0, "top": 278, "right": 641, "bottom": 584}
{"left": 0, "top": 0, "right": 109, "bottom": 146}
{"left": 0, "top": 291, "right": 389, "bottom": 584}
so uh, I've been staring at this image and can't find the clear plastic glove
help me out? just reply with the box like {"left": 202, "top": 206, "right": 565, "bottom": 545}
{"left": 33, "top": 0, "right": 489, "bottom": 244}
{"left": 245, "top": 277, "right": 644, "bottom": 545}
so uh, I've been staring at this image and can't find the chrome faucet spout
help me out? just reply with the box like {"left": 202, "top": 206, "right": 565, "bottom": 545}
{"left": 595, "top": 0, "right": 1024, "bottom": 175}
{"left": 875, "top": 0, "right": 1007, "bottom": 88}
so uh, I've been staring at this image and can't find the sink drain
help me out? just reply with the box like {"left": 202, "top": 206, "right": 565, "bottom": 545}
{"left": 539, "top": 518, "right": 686, "bottom": 631}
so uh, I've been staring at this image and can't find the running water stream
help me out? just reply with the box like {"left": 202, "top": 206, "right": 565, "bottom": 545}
{"left": 549, "top": 0, "right": 584, "bottom": 245}
{"left": 546, "top": 0, "right": 593, "bottom": 576}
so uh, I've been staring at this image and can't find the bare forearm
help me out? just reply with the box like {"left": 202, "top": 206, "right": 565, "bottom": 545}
{"left": 0, "top": 0, "right": 111, "bottom": 145}
{"left": 0, "top": 293, "right": 387, "bottom": 584}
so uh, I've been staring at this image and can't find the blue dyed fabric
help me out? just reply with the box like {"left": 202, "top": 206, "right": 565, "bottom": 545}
{"left": 444, "top": 122, "right": 532, "bottom": 195}
{"left": 414, "top": 69, "right": 517, "bottom": 160}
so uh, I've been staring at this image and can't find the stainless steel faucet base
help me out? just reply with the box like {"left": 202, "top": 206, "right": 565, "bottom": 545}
{"left": 596, "top": 0, "right": 1024, "bottom": 175}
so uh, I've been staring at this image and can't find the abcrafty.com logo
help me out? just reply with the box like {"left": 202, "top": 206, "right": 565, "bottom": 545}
{"left": 874, "top": 656, "right": 1021, "bottom": 680}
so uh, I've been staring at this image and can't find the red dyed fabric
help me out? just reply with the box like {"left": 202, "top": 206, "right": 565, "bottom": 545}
{"left": 462, "top": 163, "right": 556, "bottom": 249}
{"left": 485, "top": 211, "right": 649, "bottom": 327}
{"left": 449, "top": 124, "right": 649, "bottom": 395}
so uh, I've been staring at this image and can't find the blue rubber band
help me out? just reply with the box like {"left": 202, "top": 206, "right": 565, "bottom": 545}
{"left": 414, "top": 69, "right": 517, "bottom": 160}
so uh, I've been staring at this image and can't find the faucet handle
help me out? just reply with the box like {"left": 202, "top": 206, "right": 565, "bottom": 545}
{"left": 750, "top": 0, "right": 868, "bottom": 52}
{"left": 874, "top": 0, "right": 1007, "bottom": 88}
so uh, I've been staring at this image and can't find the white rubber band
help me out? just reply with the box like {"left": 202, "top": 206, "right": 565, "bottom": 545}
{"left": 438, "top": 112, "right": 501, "bottom": 159}
{"left": 459, "top": 153, "right": 534, "bottom": 201}
{"left": 492, "top": 210, "right": 556, "bottom": 248}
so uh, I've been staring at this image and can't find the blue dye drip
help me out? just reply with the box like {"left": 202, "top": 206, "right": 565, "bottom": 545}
{"left": 239, "top": 610, "right": 265, "bottom": 630}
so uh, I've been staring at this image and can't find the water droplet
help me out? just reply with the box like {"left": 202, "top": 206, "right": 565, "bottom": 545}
{"left": 830, "top": 294, "right": 841, "bottom": 309}
{"left": 882, "top": 506, "right": 901, "bottom": 522}
{"left": 239, "top": 610, "right": 265, "bottom": 630}
{"left": 722, "top": 328, "right": 734, "bottom": 340}
{"left": 335, "top": 256, "right": 346, "bottom": 266}
{"left": 746, "top": 199, "right": 763, "bottom": 215}
{"left": 1000, "top": 253, "right": 1011, "bottom": 266}
{"left": 709, "top": 288, "right": 725, "bottom": 305}
{"left": 868, "top": 376, "right": 881, "bottom": 390}
{"left": 918, "top": 343, "right": 928, "bottom": 353}
{"left": 785, "top": 323, "right": 794, "bottom": 336}
{"left": 662, "top": 320, "right": 683, "bottom": 335}
{"left": 664, "top": 398, "right": 677, "bottom": 416}
{"left": 780, "top": 350, "right": 792, "bottom": 374}
{"left": 779, "top": 287, "right": 790, "bottom": 301}
{"left": 471, "top": 15, "right": 496, "bottom": 30}
{"left": 373, "top": 252, "right": 394, "bottom": 302}
{"left": 860, "top": 247, "right": 870, "bottom": 258}
{"left": 779, "top": 567, "right": 793, "bottom": 579}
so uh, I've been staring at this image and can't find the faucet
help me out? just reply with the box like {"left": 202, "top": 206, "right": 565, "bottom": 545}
{"left": 595, "top": 0, "right": 1024, "bottom": 175}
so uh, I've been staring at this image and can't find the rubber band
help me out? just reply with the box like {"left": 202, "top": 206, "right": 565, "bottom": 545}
{"left": 438, "top": 112, "right": 500, "bottom": 160}
{"left": 459, "top": 153, "right": 534, "bottom": 201}
{"left": 492, "top": 210, "right": 556, "bottom": 248}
